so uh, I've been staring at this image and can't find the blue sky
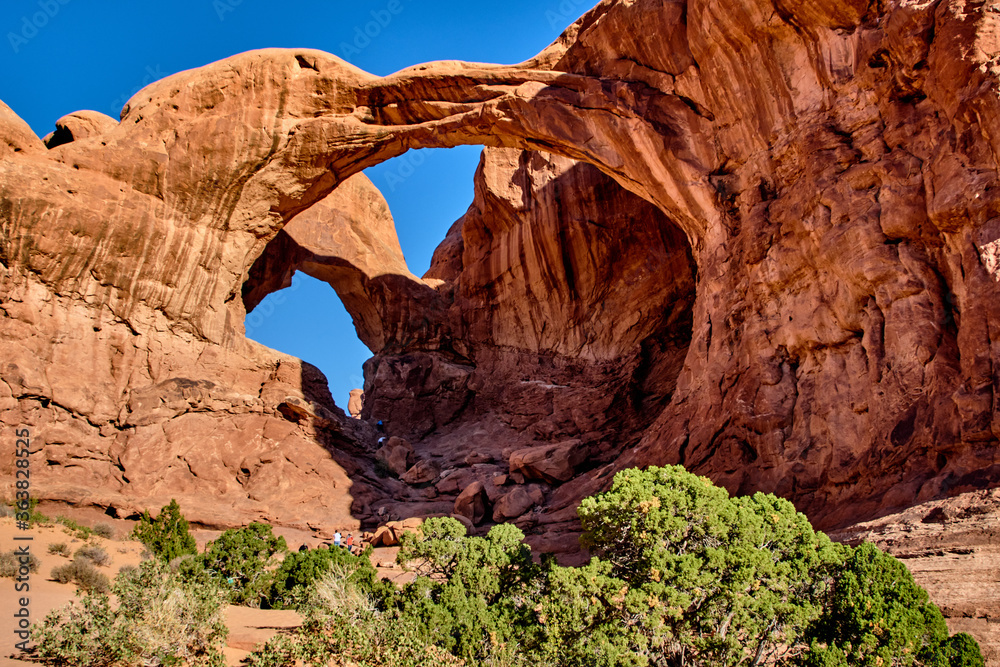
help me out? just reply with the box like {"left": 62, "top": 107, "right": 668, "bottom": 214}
{"left": 0, "top": 0, "right": 590, "bottom": 408}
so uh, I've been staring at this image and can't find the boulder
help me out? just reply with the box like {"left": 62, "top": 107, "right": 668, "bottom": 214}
{"left": 435, "top": 468, "right": 476, "bottom": 495}
{"left": 402, "top": 459, "right": 440, "bottom": 485}
{"left": 375, "top": 436, "right": 415, "bottom": 477}
{"left": 464, "top": 452, "right": 494, "bottom": 465}
{"left": 347, "top": 388, "right": 364, "bottom": 418}
{"left": 493, "top": 486, "right": 538, "bottom": 522}
{"left": 369, "top": 517, "right": 424, "bottom": 547}
{"left": 508, "top": 440, "right": 588, "bottom": 484}
{"left": 454, "top": 481, "right": 490, "bottom": 525}
{"left": 370, "top": 525, "right": 396, "bottom": 547}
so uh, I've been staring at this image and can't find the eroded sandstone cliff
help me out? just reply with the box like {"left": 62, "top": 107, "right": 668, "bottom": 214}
{"left": 2, "top": 0, "right": 1000, "bottom": 645}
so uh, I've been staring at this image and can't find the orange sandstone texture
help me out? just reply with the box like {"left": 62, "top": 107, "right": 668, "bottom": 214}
{"left": 0, "top": 0, "right": 999, "bottom": 593}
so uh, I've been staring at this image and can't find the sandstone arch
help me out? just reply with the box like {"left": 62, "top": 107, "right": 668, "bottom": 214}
{"left": 3, "top": 0, "right": 1000, "bottom": 556}
{"left": 240, "top": 171, "right": 432, "bottom": 354}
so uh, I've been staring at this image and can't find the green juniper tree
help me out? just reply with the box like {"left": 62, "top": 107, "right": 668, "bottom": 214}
{"left": 265, "top": 543, "right": 392, "bottom": 609}
{"left": 395, "top": 518, "right": 542, "bottom": 663}
{"left": 535, "top": 465, "right": 843, "bottom": 666}
{"left": 800, "top": 541, "right": 984, "bottom": 667}
{"left": 244, "top": 465, "right": 984, "bottom": 667}
{"left": 131, "top": 499, "right": 197, "bottom": 561}
{"left": 182, "top": 522, "right": 287, "bottom": 606}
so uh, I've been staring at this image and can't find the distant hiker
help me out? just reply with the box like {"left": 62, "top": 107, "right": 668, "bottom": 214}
{"left": 376, "top": 420, "right": 385, "bottom": 434}
{"left": 333, "top": 531, "right": 342, "bottom": 548}
{"left": 346, "top": 534, "right": 354, "bottom": 551}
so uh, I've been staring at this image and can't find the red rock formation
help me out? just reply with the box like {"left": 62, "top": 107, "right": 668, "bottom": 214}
{"left": 3, "top": 0, "right": 1000, "bottom": 652}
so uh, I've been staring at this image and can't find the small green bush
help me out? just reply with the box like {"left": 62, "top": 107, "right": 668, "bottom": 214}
{"left": 93, "top": 523, "right": 115, "bottom": 539}
{"left": 56, "top": 516, "right": 94, "bottom": 540}
{"left": 47, "top": 543, "right": 71, "bottom": 557}
{"left": 6, "top": 498, "right": 50, "bottom": 525}
{"left": 131, "top": 499, "right": 197, "bottom": 562}
{"left": 51, "top": 559, "right": 111, "bottom": 593}
{"left": 74, "top": 545, "right": 110, "bottom": 567}
{"left": 33, "top": 559, "right": 227, "bottom": 666}
{"left": 374, "top": 458, "right": 396, "bottom": 479}
{"left": 939, "top": 632, "right": 987, "bottom": 667}
{"left": 247, "top": 569, "right": 466, "bottom": 667}
{"left": 0, "top": 549, "right": 40, "bottom": 578}
{"left": 265, "top": 544, "right": 389, "bottom": 610}
{"left": 181, "top": 522, "right": 287, "bottom": 606}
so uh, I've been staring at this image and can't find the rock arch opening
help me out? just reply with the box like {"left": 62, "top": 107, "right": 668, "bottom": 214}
{"left": 364, "top": 145, "right": 484, "bottom": 277}
{"left": 357, "top": 147, "right": 699, "bottom": 531}
{"left": 244, "top": 272, "right": 370, "bottom": 413}
{"left": 236, "top": 140, "right": 699, "bottom": 532}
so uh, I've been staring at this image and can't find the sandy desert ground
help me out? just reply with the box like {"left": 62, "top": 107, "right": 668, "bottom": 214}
{"left": 0, "top": 506, "right": 413, "bottom": 666}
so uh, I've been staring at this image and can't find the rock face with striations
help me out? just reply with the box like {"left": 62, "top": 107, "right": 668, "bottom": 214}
{"left": 3, "top": 0, "right": 1000, "bottom": 652}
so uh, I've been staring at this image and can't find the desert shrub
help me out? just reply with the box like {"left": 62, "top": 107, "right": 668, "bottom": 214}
{"left": 51, "top": 559, "right": 111, "bottom": 593}
{"left": 394, "top": 519, "right": 542, "bottom": 663}
{"left": 131, "top": 499, "right": 197, "bottom": 561}
{"left": 800, "top": 541, "right": 984, "bottom": 667}
{"left": 247, "top": 568, "right": 465, "bottom": 667}
{"left": 181, "top": 521, "right": 286, "bottom": 606}
{"left": 374, "top": 457, "right": 396, "bottom": 479}
{"left": 72, "top": 561, "right": 112, "bottom": 594}
{"left": 93, "top": 522, "right": 115, "bottom": 539}
{"left": 0, "top": 549, "right": 40, "bottom": 578}
{"left": 50, "top": 563, "right": 73, "bottom": 584}
{"left": 534, "top": 465, "right": 844, "bottom": 666}
{"left": 56, "top": 516, "right": 94, "bottom": 539}
{"left": 48, "top": 542, "right": 71, "bottom": 557}
{"left": 74, "top": 545, "right": 110, "bottom": 567}
{"left": 246, "top": 465, "right": 983, "bottom": 667}
{"left": 31, "top": 592, "right": 124, "bottom": 666}
{"left": 265, "top": 543, "right": 390, "bottom": 610}
{"left": 33, "top": 558, "right": 227, "bottom": 666}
